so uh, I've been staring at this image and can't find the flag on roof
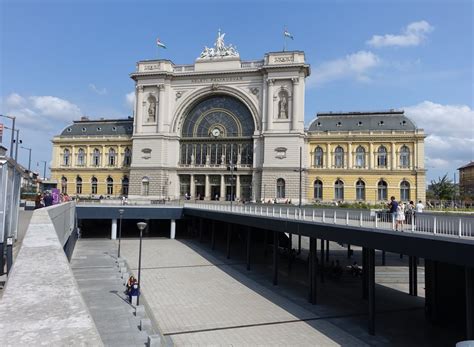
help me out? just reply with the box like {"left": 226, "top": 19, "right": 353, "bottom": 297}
{"left": 284, "top": 30, "right": 294, "bottom": 40}
{"left": 156, "top": 38, "right": 167, "bottom": 49}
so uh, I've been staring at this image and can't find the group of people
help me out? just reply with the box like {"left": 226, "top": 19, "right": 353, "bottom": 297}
{"left": 388, "top": 197, "right": 424, "bottom": 231}
{"left": 34, "top": 192, "right": 71, "bottom": 209}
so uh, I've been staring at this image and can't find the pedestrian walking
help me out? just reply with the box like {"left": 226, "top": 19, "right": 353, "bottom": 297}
{"left": 395, "top": 201, "right": 405, "bottom": 231}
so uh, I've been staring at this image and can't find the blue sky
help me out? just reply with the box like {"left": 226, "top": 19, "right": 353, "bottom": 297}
{"left": 1, "top": 0, "right": 472, "bottom": 183}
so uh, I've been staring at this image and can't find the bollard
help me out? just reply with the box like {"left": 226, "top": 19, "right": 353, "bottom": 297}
{"left": 140, "top": 318, "right": 152, "bottom": 332}
{"left": 148, "top": 335, "right": 162, "bottom": 347}
{"left": 135, "top": 305, "right": 145, "bottom": 317}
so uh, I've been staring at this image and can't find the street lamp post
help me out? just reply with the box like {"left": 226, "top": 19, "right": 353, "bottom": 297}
{"left": 136, "top": 222, "right": 147, "bottom": 306}
{"left": 39, "top": 160, "right": 47, "bottom": 180}
{"left": 117, "top": 209, "right": 124, "bottom": 259}
{"left": 21, "top": 146, "right": 32, "bottom": 171}
{"left": 0, "top": 114, "right": 16, "bottom": 159}
{"left": 3, "top": 125, "right": 21, "bottom": 161}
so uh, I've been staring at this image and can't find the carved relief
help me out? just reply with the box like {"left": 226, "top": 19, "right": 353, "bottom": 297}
{"left": 275, "top": 147, "right": 287, "bottom": 159}
{"left": 250, "top": 87, "right": 259, "bottom": 96}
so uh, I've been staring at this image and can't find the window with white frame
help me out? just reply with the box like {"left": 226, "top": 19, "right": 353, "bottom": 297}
{"left": 63, "top": 149, "right": 71, "bottom": 166}
{"left": 334, "top": 146, "right": 344, "bottom": 168}
{"left": 314, "top": 147, "right": 323, "bottom": 168}
{"left": 314, "top": 180, "right": 323, "bottom": 200}
{"left": 400, "top": 180, "right": 410, "bottom": 201}
{"left": 399, "top": 145, "right": 410, "bottom": 168}
{"left": 93, "top": 148, "right": 101, "bottom": 166}
{"left": 276, "top": 178, "right": 285, "bottom": 199}
{"left": 334, "top": 179, "right": 344, "bottom": 200}
{"left": 355, "top": 146, "right": 365, "bottom": 168}
{"left": 76, "top": 176, "right": 82, "bottom": 194}
{"left": 108, "top": 148, "right": 116, "bottom": 166}
{"left": 377, "top": 146, "right": 387, "bottom": 168}
{"left": 106, "top": 176, "right": 114, "bottom": 195}
{"left": 142, "top": 177, "right": 150, "bottom": 196}
{"left": 77, "top": 148, "right": 85, "bottom": 166}
{"left": 356, "top": 179, "right": 365, "bottom": 200}
{"left": 377, "top": 180, "right": 388, "bottom": 201}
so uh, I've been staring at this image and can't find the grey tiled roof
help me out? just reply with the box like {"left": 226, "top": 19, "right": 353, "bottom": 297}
{"left": 60, "top": 118, "right": 133, "bottom": 137}
{"left": 307, "top": 111, "right": 417, "bottom": 132}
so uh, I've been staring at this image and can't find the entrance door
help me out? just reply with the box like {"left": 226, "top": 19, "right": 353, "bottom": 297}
{"left": 195, "top": 185, "right": 205, "bottom": 200}
{"left": 225, "top": 186, "right": 235, "bottom": 201}
{"left": 211, "top": 186, "right": 221, "bottom": 200}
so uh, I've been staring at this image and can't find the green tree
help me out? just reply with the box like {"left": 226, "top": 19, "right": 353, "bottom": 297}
{"left": 430, "top": 174, "right": 456, "bottom": 200}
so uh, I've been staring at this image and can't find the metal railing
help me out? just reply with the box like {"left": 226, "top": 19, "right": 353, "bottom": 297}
{"left": 184, "top": 203, "right": 474, "bottom": 239}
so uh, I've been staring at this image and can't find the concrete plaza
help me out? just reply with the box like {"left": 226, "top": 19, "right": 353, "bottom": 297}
{"left": 117, "top": 234, "right": 462, "bottom": 346}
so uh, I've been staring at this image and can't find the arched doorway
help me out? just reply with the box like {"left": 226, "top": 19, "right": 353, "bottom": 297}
{"left": 178, "top": 95, "right": 255, "bottom": 201}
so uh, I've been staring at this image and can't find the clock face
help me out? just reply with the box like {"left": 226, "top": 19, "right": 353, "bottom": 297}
{"left": 212, "top": 128, "right": 221, "bottom": 137}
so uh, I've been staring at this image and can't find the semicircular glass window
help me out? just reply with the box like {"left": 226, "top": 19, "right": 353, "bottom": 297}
{"left": 181, "top": 95, "right": 254, "bottom": 138}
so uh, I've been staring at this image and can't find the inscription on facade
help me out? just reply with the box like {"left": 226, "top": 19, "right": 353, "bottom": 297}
{"left": 273, "top": 56, "right": 294, "bottom": 63}
{"left": 191, "top": 76, "right": 243, "bottom": 83}
{"left": 143, "top": 64, "right": 161, "bottom": 71}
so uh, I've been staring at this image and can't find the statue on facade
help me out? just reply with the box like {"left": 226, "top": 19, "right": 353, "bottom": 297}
{"left": 147, "top": 96, "right": 156, "bottom": 122}
{"left": 198, "top": 29, "right": 239, "bottom": 59}
{"left": 278, "top": 92, "right": 288, "bottom": 119}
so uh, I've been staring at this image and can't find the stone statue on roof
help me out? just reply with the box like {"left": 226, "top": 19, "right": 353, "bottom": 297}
{"left": 199, "top": 29, "right": 239, "bottom": 59}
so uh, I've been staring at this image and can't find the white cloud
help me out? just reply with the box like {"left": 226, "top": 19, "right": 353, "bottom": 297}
{"left": 89, "top": 83, "right": 107, "bottom": 95}
{"left": 3, "top": 93, "right": 82, "bottom": 131}
{"left": 309, "top": 51, "right": 380, "bottom": 87}
{"left": 404, "top": 101, "right": 474, "bottom": 177}
{"left": 367, "top": 20, "right": 434, "bottom": 48}
{"left": 125, "top": 91, "right": 135, "bottom": 110}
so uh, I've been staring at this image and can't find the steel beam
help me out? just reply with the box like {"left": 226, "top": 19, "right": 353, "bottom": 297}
{"left": 368, "top": 248, "right": 375, "bottom": 335}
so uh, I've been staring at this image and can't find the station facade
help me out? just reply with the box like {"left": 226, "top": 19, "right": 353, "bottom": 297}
{"left": 51, "top": 32, "right": 426, "bottom": 204}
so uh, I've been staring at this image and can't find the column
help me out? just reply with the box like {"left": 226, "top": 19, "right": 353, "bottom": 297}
{"left": 309, "top": 237, "right": 317, "bottom": 304}
{"left": 291, "top": 78, "right": 299, "bottom": 131}
{"left": 266, "top": 79, "right": 274, "bottom": 131}
{"left": 236, "top": 175, "right": 241, "bottom": 200}
{"left": 391, "top": 142, "right": 396, "bottom": 170}
{"left": 220, "top": 175, "right": 225, "bottom": 200}
{"left": 369, "top": 142, "right": 374, "bottom": 169}
{"left": 158, "top": 84, "right": 165, "bottom": 133}
{"left": 136, "top": 85, "right": 144, "bottom": 133}
{"left": 190, "top": 174, "right": 195, "bottom": 198}
{"left": 368, "top": 248, "right": 375, "bottom": 335}
{"left": 170, "top": 219, "right": 176, "bottom": 239}
{"left": 111, "top": 219, "right": 117, "bottom": 240}
{"left": 348, "top": 143, "right": 352, "bottom": 169}
{"left": 205, "top": 174, "right": 210, "bottom": 200}
{"left": 327, "top": 143, "right": 332, "bottom": 169}
{"left": 466, "top": 267, "right": 474, "bottom": 340}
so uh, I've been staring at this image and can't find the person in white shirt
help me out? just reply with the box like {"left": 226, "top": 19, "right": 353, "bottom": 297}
{"left": 416, "top": 200, "right": 424, "bottom": 213}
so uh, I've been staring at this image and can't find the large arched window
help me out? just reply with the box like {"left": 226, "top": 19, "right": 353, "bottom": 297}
{"left": 76, "top": 176, "right": 82, "bottom": 194}
{"left": 400, "top": 180, "right": 410, "bottom": 201}
{"left": 122, "top": 176, "right": 129, "bottom": 196}
{"left": 356, "top": 179, "right": 365, "bottom": 201}
{"left": 63, "top": 149, "right": 70, "bottom": 166}
{"left": 377, "top": 180, "right": 388, "bottom": 201}
{"left": 399, "top": 145, "right": 410, "bottom": 168}
{"left": 106, "top": 176, "right": 113, "bottom": 195}
{"left": 61, "top": 176, "right": 67, "bottom": 194}
{"left": 108, "top": 148, "right": 116, "bottom": 166}
{"left": 276, "top": 178, "right": 285, "bottom": 199}
{"left": 142, "top": 177, "right": 150, "bottom": 196}
{"left": 377, "top": 146, "right": 387, "bottom": 168}
{"left": 334, "top": 146, "right": 344, "bottom": 168}
{"left": 314, "top": 147, "right": 323, "bottom": 168}
{"left": 334, "top": 179, "right": 344, "bottom": 201}
{"left": 93, "top": 148, "right": 101, "bottom": 166}
{"left": 91, "top": 177, "right": 98, "bottom": 195}
{"left": 355, "top": 146, "right": 365, "bottom": 168}
{"left": 77, "top": 148, "right": 85, "bottom": 166}
{"left": 314, "top": 180, "right": 323, "bottom": 200}
{"left": 124, "top": 147, "right": 132, "bottom": 166}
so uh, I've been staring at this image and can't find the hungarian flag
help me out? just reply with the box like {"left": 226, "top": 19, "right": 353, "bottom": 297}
{"left": 156, "top": 38, "right": 167, "bottom": 49}
{"left": 284, "top": 30, "right": 294, "bottom": 40}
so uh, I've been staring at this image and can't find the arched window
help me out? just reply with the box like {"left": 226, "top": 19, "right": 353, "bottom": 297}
{"left": 91, "top": 177, "right": 98, "bottom": 194}
{"left": 63, "top": 149, "right": 70, "bottom": 166}
{"left": 356, "top": 179, "right": 365, "bottom": 201}
{"left": 122, "top": 176, "right": 129, "bottom": 196}
{"left": 334, "top": 146, "right": 344, "bottom": 168}
{"left": 93, "top": 148, "right": 101, "bottom": 166}
{"left": 334, "top": 179, "right": 344, "bottom": 201}
{"left": 355, "top": 146, "right": 366, "bottom": 168}
{"left": 314, "top": 147, "right": 324, "bottom": 168}
{"left": 276, "top": 178, "right": 285, "bottom": 199}
{"left": 377, "top": 146, "right": 387, "bottom": 168}
{"left": 108, "top": 148, "right": 116, "bottom": 166}
{"left": 124, "top": 148, "right": 132, "bottom": 166}
{"left": 61, "top": 176, "right": 67, "bottom": 194}
{"left": 76, "top": 176, "right": 82, "bottom": 194}
{"left": 142, "top": 177, "right": 150, "bottom": 196}
{"left": 77, "top": 148, "right": 85, "bottom": 166}
{"left": 377, "top": 180, "right": 388, "bottom": 201}
{"left": 399, "top": 146, "right": 410, "bottom": 168}
{"left": 313, "top": 180, "right": 323, "bottom": 200}
{"left": 106, "top": 176, "right": 114, "bottom": 195}
{"left": 400, "top": 180, "right": 410, "bottom": 201}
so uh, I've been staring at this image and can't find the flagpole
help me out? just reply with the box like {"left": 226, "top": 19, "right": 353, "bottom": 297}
{"left": 283, "top": 26, "right": 286, "bottom": 52}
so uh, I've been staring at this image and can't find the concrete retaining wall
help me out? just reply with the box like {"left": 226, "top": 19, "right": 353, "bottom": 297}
{"left": 0, "top": 202, "right": 103, "bottom": 346}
